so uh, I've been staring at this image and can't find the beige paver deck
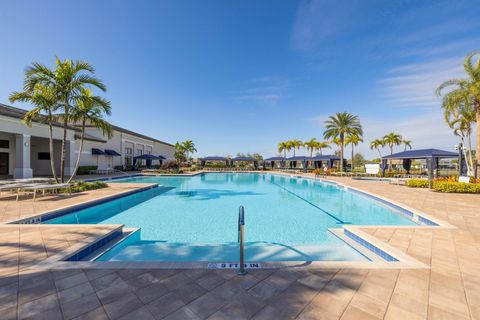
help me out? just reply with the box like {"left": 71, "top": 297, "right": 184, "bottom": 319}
{"left": 0, "top": 175, "right": 479, "bottom": 319}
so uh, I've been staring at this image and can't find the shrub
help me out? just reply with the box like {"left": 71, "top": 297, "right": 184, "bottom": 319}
{"left": 407, "top": 179, "right": 429, "bottom": 188}
{"left": 77, "top": 166, "right": 98, "bottom": 175}
{"left": 63, "top": 181, "right": 107, "bottom": 193}
{"left": 155, "top": 169, "right": 184, "bottom": 174}
{"left": 433, "top": 182, "right": 480, "bottom": 193}
{"left": 161, "top": 160, "right": 180, "bottom": 170}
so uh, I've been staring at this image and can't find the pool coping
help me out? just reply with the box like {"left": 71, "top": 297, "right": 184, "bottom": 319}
{"left": 11, "top": 172, "right": 455, "bottom": 271}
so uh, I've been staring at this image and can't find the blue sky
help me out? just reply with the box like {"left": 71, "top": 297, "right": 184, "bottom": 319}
{"left": 0, "top": 0, "right": 478, "bottom": 158}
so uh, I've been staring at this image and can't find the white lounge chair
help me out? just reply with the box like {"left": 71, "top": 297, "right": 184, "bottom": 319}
{"left": 16, "top": 183, "right": 71, "bottom": 201}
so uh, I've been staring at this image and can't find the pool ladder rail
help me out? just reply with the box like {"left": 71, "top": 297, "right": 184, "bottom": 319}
{"left": 237, "top": 206, "right": 247, "bottom": 276}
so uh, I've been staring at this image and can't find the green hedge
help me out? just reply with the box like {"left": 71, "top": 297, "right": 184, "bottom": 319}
{"left": 77, "top": 166, "right": 98, "bottom": 175}
{"left": 407, "top": 179, "right": 480, "bottom": 193}
{"left": 433, "top": 182, "right": 480, "bottom": 193}
{"left": 406, "top": 179, "right": 429, "bottom": 188}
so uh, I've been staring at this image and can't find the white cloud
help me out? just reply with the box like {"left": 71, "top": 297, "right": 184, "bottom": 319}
{"left": 379, "top": 56, "right": 466, "bottom": 108}
{"left": 235, "top": 77, "right": 290, "bottom": 105}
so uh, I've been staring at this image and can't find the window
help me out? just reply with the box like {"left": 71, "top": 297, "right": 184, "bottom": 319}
{"left": 125, "top": 147, "right": 133, "bottom": 155}
{"left": 146, "top": 150, "right": 151, "bottom": 155}
{"left": 0, "top": 140, "right": 9, "bottom": 149}
{"left": 137, "top": 149, "right": 143, "bottom": 156}
{"left": 38, "top": 152, "right": 51, "bottom": 160}
{"left": 125, "top": 156, "right": 132, "bottom": 166}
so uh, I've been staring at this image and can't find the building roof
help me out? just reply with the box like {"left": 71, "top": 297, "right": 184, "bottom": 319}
{"left": 0, "top": 103, "right": 173, "bottom": 146}
{"left": 231, "top": 156, "right": 257, "bottom": 162}
{"left": 382, "top": 148, "right": 458, "bottom": 160}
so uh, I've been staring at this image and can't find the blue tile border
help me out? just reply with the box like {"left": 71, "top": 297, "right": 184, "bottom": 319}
{"left": 344, "top": 229, "right": 398, "bottom": 262}
{"left": 11, "top": 184, "right": 158, "bottom": 224}
{"left": 65, "top": 229, "right": 123, "bottom": 261}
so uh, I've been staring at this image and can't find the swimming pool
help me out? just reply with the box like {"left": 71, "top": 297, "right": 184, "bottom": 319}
{"left": 45, "top": 173, "right": 418, "bottom": 262}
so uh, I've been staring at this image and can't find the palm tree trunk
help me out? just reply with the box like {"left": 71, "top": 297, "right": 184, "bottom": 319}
{"left": 351, "top": 144, "right": 354, "bottom": 170}
{"left": 340, "top": 139, "right": 344, "bottom": 173}
{"left": 67, "top": 119, "right": 85, "bottom": 183}
{"left": 60, "top": 100, "right": 69, "bottom": 183}
{"left": 476, "top": 100, "right": 480, "bottom": 177}
{"left": 377, "top": 149, "right": 382, "bottom": 159}
{"left": 310, "top": 149, "right": 313, "bottom": 157}
{"left": 47, "top": 110, "right": 59, "bottom": 183}
{"left": 319, "top": 148, "right": 322, "bottom": 155}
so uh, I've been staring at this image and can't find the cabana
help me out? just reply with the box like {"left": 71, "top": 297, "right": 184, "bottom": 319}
{"left": 231, "top": 156, "right": 259, "bottom": 169}
{"left": 382, "top": 148, "right": 459, "bottom": 188}
{"left": 200, "top": 156, "right": 230, "bottom": 167}
{"left": 287, "top": 156, "right": 308, "bottom": 170}
{"left": 133, "top": 154, "right": 165, "bottom": 167}
{"left": 263, "top": 157, "right": 286, "bottom": 169}
{"left": 308, "top": 155, "right": 343, "bottom": 169}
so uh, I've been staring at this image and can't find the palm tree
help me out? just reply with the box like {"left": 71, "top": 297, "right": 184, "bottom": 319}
{"left": 290, "top": 139, "right": 303, "bottom": 157}
{"left": 304, "top": 138, "right": 319, "bottom": 157}
{"left": 383, "top": 133, "right": 403, "bottom": 155}
{"left": 277, "top": 141, "right": 290, "bottom": 158}
{"left": 402, "top": 140, "right": 412, "bottom": 152}
{"left": 316, "top": 141, "right": 331, "bottom": 155}
{"left": 370, "top": 139, "right": 384, "bottom": 159}
{"left": 436, "top": 52, "right": 480, "bottom": 176}
{"left": 345, "top": 134, "right": 363, "bottom": 170}
{"left": 444, "top": 97, "right": 475, "bottom": 173}
{"left": 182, "top": 140, "right": 197, "bottom": 162}
{"left": 23, "top": 58, "right": 106, "bottom": 182}
{"left": 67, "top": 88, "right": 112, "bottom": 183}
{"left": 10, "top": 83, "right": 60, "bottom": 182}
{"left": 323, "top": 112, "right": 362, "bottom": 172}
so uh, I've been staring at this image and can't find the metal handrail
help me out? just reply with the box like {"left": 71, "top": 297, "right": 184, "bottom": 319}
{"left": 237, "top": 206, "right": 247, "bottom": 275}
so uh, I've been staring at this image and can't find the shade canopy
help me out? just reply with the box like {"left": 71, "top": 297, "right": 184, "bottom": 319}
{"left": 104, "top": 149, "right": 121, "bottom": 156}
{"left": 382, "top": 148, "right": 458, "bottom": 160}
{"left": 308, "top": 155, "right": 341, "bottom": 161}
{"left": 287, "top": 156, "right": 308, "bottom": 161}
{"left": 264, "top": 156, "right": 285, "bottom": 161}
{"left": 231, "top": 156, "right": 257, "bottom": 162}
{"left": 200, "top": 156, "right": 228, "bottom": 161}
{"left": 91, "top": 148, "right": 105, "bottom": 155}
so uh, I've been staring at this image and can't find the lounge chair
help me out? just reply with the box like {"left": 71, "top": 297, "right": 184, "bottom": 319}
{"left": 16, "top": 183, "right": 71, "bottom": 201}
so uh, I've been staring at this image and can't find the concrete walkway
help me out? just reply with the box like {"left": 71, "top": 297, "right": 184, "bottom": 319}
{"left": 0, "top": 177, "right": 479, "bottom": 319}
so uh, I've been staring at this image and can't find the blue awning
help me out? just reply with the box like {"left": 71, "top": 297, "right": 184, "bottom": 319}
{"left": 287, "top": 156, "right": 308, "bottom": 161}
{"left": 91, "top": 148, "right": 105, "bottom": 155}
{"left": 134, "top": 154, "right": 163, "bottom": 160}
{"left": 104, "top": 149, "right": 121, "bottom": 156}
{"left": 382, "top": 148, "right": 458, "bottom": 160}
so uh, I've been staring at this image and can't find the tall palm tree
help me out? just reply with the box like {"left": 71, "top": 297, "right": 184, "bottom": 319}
{"left": 304, "top": 138, "right": 319, "bottom": 157}
{"left": 402, "top": 140, "right": 412, "bottom": 152}
{"left": 10, "top": 83, "right": 60, "bottom": 182}
{"left": 23, "top": 58, "right": 106, "bottom": 182}
{"left": 370, "top": 139, "right": 384, "bottom": 159}
{"left": 316, "top": 141, "right": 331, "bottom": 155}
{"left": 182, "top": 140, "right": 197, "bottom": 162}
{"left": 345, "top": 134, "right": 363, "bottom": 170}
{"left": 323, "top": 112, "right": 362, "bottom": 172}
{"left": 436, "top": 52, "right": 480, "bottom": 176}
{"left": 277, "top": 141, "right": 290, "bottom": 158}
{"left": 383, "top": 133, "right": 403, "bottom": 155}
{"left": 290, "top": 139, "right": 303, "bottom": 157}
{"left": 444, "top": 98, "right": 475, "bottom": 173}
{"left": 67, "top": 88, "right": 112, "bottom": 183}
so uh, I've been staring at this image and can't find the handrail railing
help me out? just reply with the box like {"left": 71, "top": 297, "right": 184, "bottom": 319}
{"left": 237, "top": 206, "right": 247, "bottom": 275}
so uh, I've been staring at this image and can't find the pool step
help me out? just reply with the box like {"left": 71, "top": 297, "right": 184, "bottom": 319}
{"left": 96, "top": 241, "right": 367, "bottom": 262}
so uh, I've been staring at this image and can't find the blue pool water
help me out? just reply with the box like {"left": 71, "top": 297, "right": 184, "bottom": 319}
{"left": 45, "top": 173, "right": 417, "bottom": 262}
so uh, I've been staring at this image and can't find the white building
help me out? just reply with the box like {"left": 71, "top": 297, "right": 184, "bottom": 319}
{"left": 0, "top": 103, "right": 175, "bottom": 179}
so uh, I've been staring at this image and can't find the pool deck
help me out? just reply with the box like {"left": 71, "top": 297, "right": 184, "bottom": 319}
{"left": 0, "top": 174, "right": 479, "bottom": 319}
